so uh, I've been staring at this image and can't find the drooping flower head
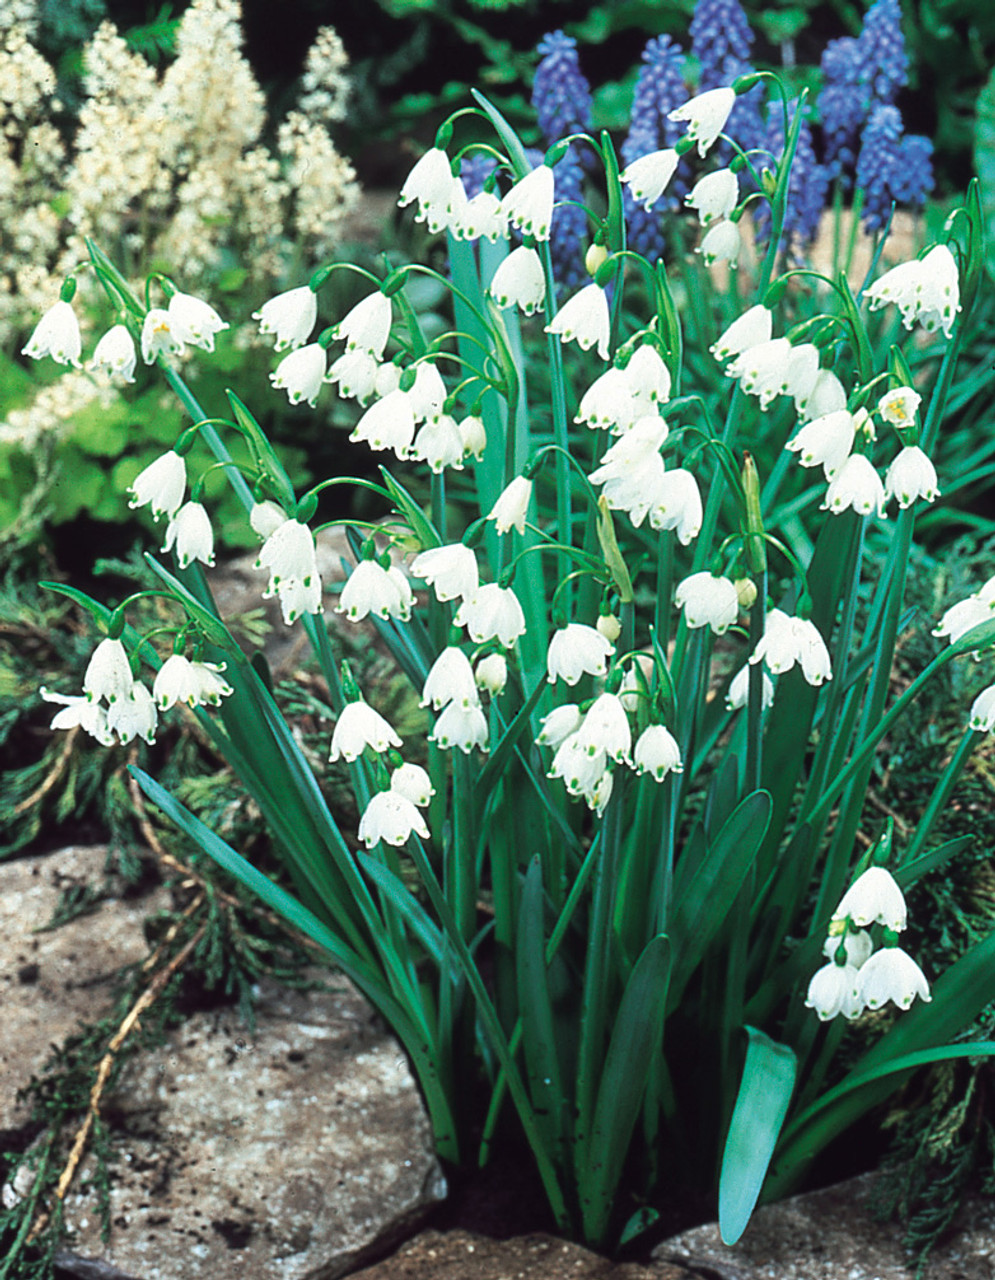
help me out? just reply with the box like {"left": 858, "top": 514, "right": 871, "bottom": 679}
{"left": 620, "top": 35, "right": 688, "bottom": 261}
{"left": 689, "top": 0, "right": 764, "bottom": 151}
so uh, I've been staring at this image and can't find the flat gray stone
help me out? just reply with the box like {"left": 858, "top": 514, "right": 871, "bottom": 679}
{"left": 0, "top": 845, "right": 170, "bottom": 1132}
{"left": 56, "top": 975, "right": 446, "bottom": 1280}
{"left": 654, "top": 1171, "right": 995, "bottom": 1280}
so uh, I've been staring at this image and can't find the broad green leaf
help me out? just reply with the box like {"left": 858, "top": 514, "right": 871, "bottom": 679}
{"left": 516, "top": 856, "right": 569, "bottom": 1165}
{"left": 380, "top": 466, "right": 439, "bottom": 551}
{"left": 719, "top": 1027, "right": 797, "bottom": 1245}
{"left": 227, "top": 390, "right": 296, "bottom": 510}
{"left": 581, "top": 933, "right": 671, "bottom": 1245}
{"left": 668, "top": 789, "right": 772, "bottom": 1006}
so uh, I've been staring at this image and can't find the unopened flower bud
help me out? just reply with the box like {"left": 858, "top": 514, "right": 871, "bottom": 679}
{"left": 734, "top": 577, "right": 757, "bottom": 608}
{"left": 597, "top": 613, "right": 622, "bottom": 643}
{"left": 585, "top": 243, "right": 609, "bottom": 276}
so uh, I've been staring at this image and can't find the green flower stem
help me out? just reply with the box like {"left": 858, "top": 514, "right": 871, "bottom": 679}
{"left": 804, "top": 642, "right": 968, "bottom": 833}
{"left": 403, "top": 832, "right": 571, "bottom": 1229}
{"left": 903, "top": 728, "right": 980, "bottom": 865}
{"left": 536, "top": 241, "right": 573, "bottom": 587}
{"left": 746, "top": 569, "right": 768, "bottom": 795}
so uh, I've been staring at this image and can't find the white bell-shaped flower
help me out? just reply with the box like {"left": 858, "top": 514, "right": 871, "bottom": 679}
{"left": 969, "top": 684, "right": 995, "bottom": 731}
{"left": 270, "top": 343, "right": 326, "bottom": 407}
{"left": 253, "top": 285, "right": 317, "bottom": 351}
{"left": 749, "top": 610, "right": 832, "bottom": 686}
{"left": 546, "top": 623, "right": 614, "bottom": 686}
{"left": 429, "top": 699, "right": 489, "bottom": 753}
{"left": 332, "top": 291, "right": 392, "bottom": 358}
{"left": 90, "top": 324, "right": 137, "bottom": 382}
{"left": 329, "top": 700, "right": 402, "bottom": 762}
{"left": 856, "top": 946, "right": 931, "bottom": 1011}
{"left": 83, "top": 637, "right": 134, "bottom": 705}
{"left": 454, "top": 188, "right": 507, "bottom": 242}
{"left": 648, "top": 469, "right": 703, "bottom": 544}
{"left": 725, "top": 665, "right": 774, "bottom": 711}
{"left": 632, "top": 724, "right": 683, "bottom": 780}
{"left": 583, "top": 767, "right": 615, "bottom": 816}
{"left": 249, "top": 501, "right": 288, "bottom": 541}
{"left": 488, "top": 246, "right": 546, "bottom": 315}
{"left": 805, "top": 961, "right": 863, "bottom": 1021}
{"left": 359, "top": 790, "right": 430, "bottom": 848}
{"left": 674, "top": 571, "right": 739, "bottom": 634}
{"left": 589, "top": 419, "right": 667, "bottom": 528}
{"left": 785, "top": 343, "right": 821, "bottom": 405}
{"left": 687, "top": 168, "right": 738, "bottom": 225}
{"left": 410, "top": 543, "right": 479, "bottom": 603}
{"left": 877, "top": 386, "right": 921, "bottom": 428}
{"left": 474, "top": 653, "right": 508, "bottom": 697}
{"left": 40, "top": 688, "right": 115, "bottom": 746}
{"left": 487, "top": 476, "right": 533, "bottom": 535}
{"left": 549, "top": 733, "right": 610, "bottom": 797}
{"left": 501, "top": 165, "right": 555, "bottom": 240}
{"left": 153, "top": 655, "right": 232, "bottom": 709}
{"left": 167, "top": 291, "right": 228, "bottom": 352}
{"left": 884, "top": 446, "right": 939, "bottom": 508}
{"left": 457, "top": 414, "right": 487, "bottom": 461}
{"left": 933, "top": 586, "right": 995, "bottom": 646}
{"left": 832, "top": 866, "right": 907, "bottom": 931}
{"left": 162, "top": 501, "right": 215, "bottom": 569}
{"left": 727, "top": 338, "right": 793, "bottom": 408}
{"left": 407, "top": 362, "right": 448, "bottom": 423}
{"left": 545, "top": 283, "right": 611, "bottom": 361}
{"left": 454, "top": 583, "right": 527, "bottom": 648}
{"left": 710, "top": 305, "right": 773, "bottom": 362}
{"left": 412, "top": 415, "right": 465, "bottom": 473}
{"left": 420, "top": 646, "right": 478, "bottom": 711}
{"left": 390, "top": 762, "right": 435, "bottom": 808}
{"left": 141, "top": 307, "right": 190, "bottom": 363}
{"left": 802, "top": 369, "right": 847, "bottom": 421}
{"left": 575, "top": 367, "right": 639, "bottom": 432}
{"left": 619, "top": 148, "right": 680, "bottom": 210}
{"left": 698, "top": 220, "right": 741, "bottom": 268}
{"left": 398, "top": 146, "right": 458, "bottom": 232}
{"left": 786, "top": 410, "right": 855, "bottom": 479}
{"left": 128, "top": 450, "right": 186, "bottom": 520}
{"left": 326, "top": 348, "right": 380, "bottom": 402}
{"left": 622, "top": 344, "right": 673, "bottom": 411}
{"left": 256, "top": 518, "right": 318, "bottom": 592}
{"left": 338, "top": 559, "right": 410, "bottom": 622}
{"left": 106, "top": 682, "right": 158, "bottom": 745}
{"left": 865, "top": 244, "right": 960, "bottom": 339}
{"left": 668, "top": 86, "right": 736, "bottom": 157}
{"left": 22, "top": 299, "right": 82, "bottom": 367}
{"left": 350, "top": 388, "right": 417, "bottom": 459}
{"left": 274, "top": 575, "right": 323, "bottom": 625}
{"left": 822, "top": 929, "right": 874, "bottom": 969}
{"left": 536, "top": 703, "right": 584, "bottom": 747}
{"left": 575, "top": 692, "right": 632, "bottom": 764}
{"left": 822, "top": 454, "right": 886, "bottom": 518}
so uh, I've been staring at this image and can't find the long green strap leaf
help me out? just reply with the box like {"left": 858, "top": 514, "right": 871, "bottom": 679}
{"left": 129, "top": 765, "right": 461, "bottom": 1159}
{"left": 668, "top": 789, "right": 772, "bottom": 1007}
{"left": 718, "top": 1026, "right": 797, "bottom": 1245}
{"left": 516, "top": 856, "right": 569, "bottom": 1168}
{"left": 581, "top": 933, "right": 672, "bottom": 1246}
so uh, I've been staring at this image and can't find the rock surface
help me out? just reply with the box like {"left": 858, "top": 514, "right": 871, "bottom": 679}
{"left": 0, "top": 846, "right": 446, "bottom": 1280}
{"left": 56, "top": 975, "right": 447, "bottom": 1280}
{"left": 346, "top": 1228, "right": 695, "bottom": 1280}
{"left": 0, "top": 845, "right": 170, "bottom": 1133}
{"left": 654, "top": 1171, "right": 995, "bottom": 1280}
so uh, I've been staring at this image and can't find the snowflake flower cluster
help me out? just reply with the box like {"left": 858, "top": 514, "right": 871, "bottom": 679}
{"left": 41, "top": 636, "right": 232, "bottom": 750}
{"left": 806, "top": 866, "right": 930, "bottom": 1020}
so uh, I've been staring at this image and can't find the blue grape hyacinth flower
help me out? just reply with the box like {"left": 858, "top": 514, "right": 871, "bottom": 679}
{"left": 621, "top": 34, "right": 688, "bottom": 262}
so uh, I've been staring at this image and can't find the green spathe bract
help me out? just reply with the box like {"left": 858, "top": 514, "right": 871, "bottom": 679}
{"left": 36, "top": 75, "right": 995, "bottom": 1256}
